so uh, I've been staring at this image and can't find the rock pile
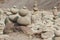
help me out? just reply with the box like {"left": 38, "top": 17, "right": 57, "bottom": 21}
{"left": 0, "top": 2, "right": 60, "bottom": 40}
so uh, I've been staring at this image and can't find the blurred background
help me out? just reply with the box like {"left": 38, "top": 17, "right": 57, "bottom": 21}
{"left": 0, "top": 0, "right": 60, "bottom": 10}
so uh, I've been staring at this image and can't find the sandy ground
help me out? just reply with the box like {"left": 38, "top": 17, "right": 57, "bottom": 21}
{"left": 0, "top": 32, "right": 42, "bottom": 40}
{"left": 8, "top": 32, "right": 42, "bottom": 40}
{"left": 0, "top": 0, "right": 60, "bottom": 10}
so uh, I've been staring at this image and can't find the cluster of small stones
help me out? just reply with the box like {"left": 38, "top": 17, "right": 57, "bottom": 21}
{"left": 0, "top": 8, "right": 9, "bottom": 40}
{"left": 0, "top": 2, "right": 60, "bottom": 40}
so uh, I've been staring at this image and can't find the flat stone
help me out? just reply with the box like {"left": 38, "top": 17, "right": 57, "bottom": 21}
{"left": 0, "top": 32, "right": 3, "bottom": 35}
{"left": 55, "top": 18, "right": 60, "bottom": 25}
{"left": 0, "top": 35, "right": 9, "bottom": 38}
{"left": 17, "top": 17, "right": 31, "bottom": 26}
{"left": 41, "top": 31, "right": 55, "bottom": 39}
{"left": 0, "top": 35, "right": 9, "bottom": 40}
{"left": 0, "top": 27, "right": 4, "bottom": 30}
{"left": 55, "top": 30, "right": 60, "bottom": 36}
{"left": 20, "top": 26, "right": 33, "bottom": 35}
{"left": 32, "top": 37, "right": 42, "bottom": 40}
{"left": 55, "top": 37, "right": 60, "bottom": 40}
{"left": 43, "top": 38, "right": 52, "bottom": 40}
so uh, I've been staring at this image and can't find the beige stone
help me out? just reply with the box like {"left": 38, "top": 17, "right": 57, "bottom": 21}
{"left": 32, "top": 37, "right": 42, "bottom": 40}
{"left": 32, "top": 11, "right": 41, "bottom": 23}
{"left": 55, "top": 18, "right": 60, "bottom": 26}
{"left": 19, "top": 7, "right": 29, "bottom": 16}
{"left": 43, "top": 38, "right": 52, "bottom": 40}
{"left": 31, "top": 22, "right": 44, "bottom": 34}
{"left": 10, "top": 6, "right": 19, "bottom": 14}
{"left": 0, "top": 32, "right": 3, "bottom": 35}
{"left": 42, "top": 25, "right": 56, "bottom": 32}
{"left": 3, "top": 23, "right": 14, "bottom": 34}
{"left": 53, "top": 7, "right": 58, "bottom": 16}
{"left": 0, "top": 35, "right": 9, "bottom": 40}
{"left": 0, "top": 27, "right": 4, "bottom": 30}
{"left": 9, "top": 13, "right": 19, "bottom": 22}
{"left": 20, "top": 26, "right": 34, "bottom": 36}
{"left": 55, "top": 30, "right": 60, "bottom": 36}
{"left": 55, "top": 37, "right": 60, "bottom": 40}
{"left": 17, "top": 16, "right": 31, "bottom": 26}
{"left": 4, "top": 11, "right": 12, "bottom": 16}
{"left": 41, "top": 31, "right": 55, "bottom": 39}
{"left": 0, "top": 9, "right": 4, "bottom": 14}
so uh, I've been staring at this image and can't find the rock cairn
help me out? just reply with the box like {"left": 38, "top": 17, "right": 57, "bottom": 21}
{"left": 0, "top": 1, "right": 60, "bottom": 40}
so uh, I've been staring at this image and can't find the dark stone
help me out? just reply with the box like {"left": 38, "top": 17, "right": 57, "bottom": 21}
{"left": 3, "top": 22, "right": 14, "bottom": 34}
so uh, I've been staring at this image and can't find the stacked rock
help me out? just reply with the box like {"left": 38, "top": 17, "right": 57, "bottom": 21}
{"left": 3, "top": 6, "right": 20, "bottom": 34}
{"left": 32, "top": 4, "right": 42, "bottom": 23}
{"left": 1, "top": 4, "right": 60, "bottom": 40}
{"left": 0, "top": 9, "right": 5, "bottom": 35}
{"left": 8, "top": 6, "right": 19, "bottom": 22}
{"left": 10, "top": 5, "right": 19, "bottom": 14}
{"left": 17, "top": 6, "right": 32, "bottom": 26}
{"left": 53, "top": 7, "right": 58, "bottom": 16}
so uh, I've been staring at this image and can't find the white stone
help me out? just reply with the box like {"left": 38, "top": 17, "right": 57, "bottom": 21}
{"left": 55, "top": 30, "right": 60, "bottom": 36}
{"left": 0, "top": 32, "right": 3, "bottom": 35}
{"left": 55, "top": 18, "right": 60, "bottom": 26}
{"left": 10, "top": 7, "right": 19, "bottom": 14}
{"left": 55, "top": 37, "right": 60, "bottom": 40}
{"left": 42, "top": 25, "right": 56, "bottom": 32}
{"left": 43, "top": 38, "right": 53, "bottom": 40}
{"left": 30, "top": 22, "right": 44, "bottom": 34}
{"left": 41, "top": 31, "right": 55, "bottom": 39}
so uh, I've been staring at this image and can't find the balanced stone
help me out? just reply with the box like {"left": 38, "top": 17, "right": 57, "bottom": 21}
{"left": 10, "top": 6, "right": 19, "bottom": 14}
{"left": 17, "top": 17, "right": 31, "bottom": 26}
{"left": 17, "top": 7, "right": 31, "bottom": 26}
{"left": 8, "top": 13, "right": 19, "bottom": 22}
{"left": 19, "top": 7, "right": 29, "bottom": 16}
